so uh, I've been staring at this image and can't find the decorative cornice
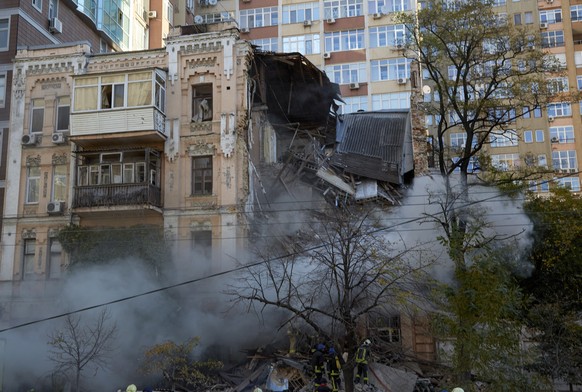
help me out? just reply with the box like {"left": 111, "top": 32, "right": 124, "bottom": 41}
{"left": 26, "top": 155, "right": 41, "bottom": 167}
{"left": 52, "top": 153, "right": 67, "bottom": 165}
{"left": 188, "top": 143, "right": 216, "bottom": 156}
{"left": 86, "top": 52, "right": 167, "bottom": 73}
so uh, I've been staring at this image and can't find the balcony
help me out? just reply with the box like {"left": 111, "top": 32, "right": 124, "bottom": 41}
{"left": 73, "top": 183, "right": 161, "bottom": 208}
{"left": 70, "top": 69, "right": 167, "bottom": 147}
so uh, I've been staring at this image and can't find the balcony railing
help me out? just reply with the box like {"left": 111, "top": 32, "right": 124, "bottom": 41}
{"left": 73, "top": 183, "right": 161, "bottom": 208}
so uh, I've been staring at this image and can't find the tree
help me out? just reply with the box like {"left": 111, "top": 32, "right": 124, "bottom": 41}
{"left": 228, "top": 206, "right": 432, "bottom": 392}
{"left": 139, "top": 337, "right": 223, "bottom": 391}
{"left": 48, "top": 309, "right": 117, "bottom": 392}
{"left": 522, "top": 189, "right": 582, "bottom": 388}
{"left": 393, "top": 0, "right": 575, "bottom": 388}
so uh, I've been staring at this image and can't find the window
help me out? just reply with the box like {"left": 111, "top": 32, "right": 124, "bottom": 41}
{"left": 513, "top": 13, "right": 521, "bottom": 25}
{"left": 192, "top": 84, "right": 213, "bottom": 122}
{"left": 538, "top": 154, "right": 547, "bottom": 167}
{"left": 325, "top": 29, "right": 365, "bottom": 52}
{"left": 552, "top": 150, "right": 577, "bottom": 171}
{"left": 368, "top": 0, "right": 411, "bottom": 14}
{"left": 572, "top": 5, "right": 582, "bottom": 21}
{"left": 192, "top": 156, "right": 213, "bottom": 195}
{"left": 450, "top": 133, "right": 467, "bottom": 147}
{"left": 550, "top": 125, "right": 575, "bottom": 143}
{"left": 51, "top": 164, "right": 67, "bottom": 202}
{"left": 32, "top": 0, "right": 42, "bottom": 12}
{"left": 191, "top": 230, "right": 212, "bottom": 258}
{"left": 30, "top": 99, "right": 44, "bottom": 133}
{"left": 490, "top": 130, "right": 518, "bottom": 147}
{"left": 540, "top": 9, "right": 562, "bottom": 24}
{"left": 73, "top": 71, "right": 165, "bottom": 112}
{"left": 252, "top": 38, "right": 278, "bottom": 52}
{"left": 556, "top": 177, "right": 581, "bottom": 192}
{"left": 239, "top": 7, "right": 278, "bottom": 29}
{"left": 370, "top": 58, "right": 411, "bottom": 81}
{"left": 535, "top": 129, "right": 544, "bottom": 142}
{"left": 0, "top": 18, "right": 9, "bottom": 51}
{"left": 325, "top": 62, "right": 366, "bottom": 84}
{"left": 23, "top": 239, "right": 36, "bottom": 280}
{"left": 77, "top": 151, "right": 158, "bottom": 186}
{"left": 523, "top": 130, "right": 533, "bottom": 143}
{"left": 48, "top": 0, "right": 58, "bottom": 19}
{"left": 282, "top": 2, "right": 320, "bottom": 24}
{"left": 540, "top": 180, "right": 550, "bottom": 192}
{"left": 202, "top": 12, "right": 233, "bottom": 23}
{"left": 542, "top": 31, "right": 565, "bottom": 48}
{"left": 26, "top": 166, "right": 41, "bottom": 204}
{"left": 491, "top": 154, "right": 520, "bottom": 171}
{"left": 548, "top": 77, "right": 568, "bottom": 94}
{"left": 524, "top": 11, "right": 533, "bottom": 24}
{"left": 0, "top": 73, "right": 5, "bottom": 107}
{"left": 338, "top": 96, "right": 368, "bottom": 113}
{"left": 56, "top": 97, "right": 70, "bottom": 131}
{"left": 369, "top": 25, "right": 407, "bottom": 48}
{"left": 165, "top": 0, "right": 174, "bottom": 26}
{"left": 48, "top": 238, "right": 62, "bottom": 279}
{"left": 371, "top": 92, "right": 411, "bottom": 110}
{"left": 547, "top": 102, "right": 572, "bottom": 117}
{"left": 522, "top": 107, "right": 531, "bottom": 118}
{"left": 324, "top": 0, "right": 365, "bottom": 19}
{"left": 283, "top": 34, "right": 321, "bottom": 55}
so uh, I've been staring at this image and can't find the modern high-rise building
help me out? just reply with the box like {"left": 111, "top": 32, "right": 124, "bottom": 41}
{"left": 193, "top": 0, "right": 580, "bottom": 192}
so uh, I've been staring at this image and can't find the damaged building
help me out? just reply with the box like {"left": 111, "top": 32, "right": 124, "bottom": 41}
{"left": 0, "top": 21, "right": 434, "bottom": 391}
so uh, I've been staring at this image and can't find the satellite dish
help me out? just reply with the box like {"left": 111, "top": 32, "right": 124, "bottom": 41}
{"left": 209, "top": 0, "right": 218, "bottom": 5}
{"left": 194, "top": 14, "right": 204, "bottom": 24}
{"left": 422, "top": 85, "right": 432, "bottom": 94}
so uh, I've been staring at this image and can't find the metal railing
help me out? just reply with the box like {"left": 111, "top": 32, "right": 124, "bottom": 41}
{"left": 73, "top": 183, "right": 161, "bottom": 208}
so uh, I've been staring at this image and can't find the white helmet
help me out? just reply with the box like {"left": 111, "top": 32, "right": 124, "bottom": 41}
{"left": 364, "top": 339, "right": 371, "bottom": 345}
{"left": 452, "top": 388, "right": 464, "bottom": 392}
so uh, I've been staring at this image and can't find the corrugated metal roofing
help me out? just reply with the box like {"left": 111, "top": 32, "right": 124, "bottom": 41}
{"left": 335, "top": 110, "right": 409, "bottom": 164}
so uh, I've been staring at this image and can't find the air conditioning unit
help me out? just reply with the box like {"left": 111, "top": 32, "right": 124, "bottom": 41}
{"left": 326, "top": 18, "right": 336, "bottom": 24}
{"left": 52, "top": 133, "right": 66, "bottom": 144}
{"left": 397, "top": 78, "right": 407, "bottom": 84}
{"left": 47, "top": 201, "right": 64, "bottom": 215}
{"left": 395, "top": 43, "right": 404, "bottom": 50}
{"left": 546, "top": 0, "right": 554, "bottom": 4}
{"left": 323, "top": 52, "right": 331, "bottom": 59}
{"left": 349, "top": 82, "right": 360, "bottom": 90}
{"left": 540, "top": 22, "right": 548, "bottom": 29}
{"left": 241, "top": 27, "right": 250, "bottom": 33}
{"left": 570, "top": 168, "right": 577, "bottom": 173}
{"left": 548, "top": 116, "right": 555, "bottom": 122}
{"left": 304, "top": 20, "right": 312, "bottom": 26}
{"left": 49, "top": 17, "right": 63, "bottom": 34}
{"left": 21, "top": 134, "right": 39, "bottom": 146}
{"left": 551, "top": 137, "right": 559, "bottom": 143}
{"left": 147, "top": 10, "right": 157, "bottom": 18}
{"left": 373, "top": 13, "right": 383, "bottom": 19}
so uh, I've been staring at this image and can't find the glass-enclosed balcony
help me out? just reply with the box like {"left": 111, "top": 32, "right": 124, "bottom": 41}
{"left": 70, "top": 69, "right": 167, "bottom": 146}
{"left": 73, "top": 148, "right": 162, "bottom": 209}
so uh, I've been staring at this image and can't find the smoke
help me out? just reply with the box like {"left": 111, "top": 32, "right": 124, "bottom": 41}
{"left": 381, "top": 175, "right": 534, "bottom": 282}
{"left": 1, "top": 251, "right": 285, "bottom": 391}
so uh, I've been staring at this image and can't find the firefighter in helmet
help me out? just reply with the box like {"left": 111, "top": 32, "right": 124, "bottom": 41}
{"left": 354, "top": 339, "right": 371, "bottom": 385}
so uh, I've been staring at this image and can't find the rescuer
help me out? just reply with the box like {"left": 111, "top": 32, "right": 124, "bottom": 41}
{"left": 326, "top": 347, "right": 345, "bottom": 392}
{"left": 354, "top": 339, "right": 371, "bottom": 385}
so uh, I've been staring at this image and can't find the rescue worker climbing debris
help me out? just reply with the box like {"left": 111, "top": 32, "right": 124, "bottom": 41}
{"left": 326, "top": 347, "right": 345, "bottom": 392}
{"left": 311, "top": 343, "right": 327, "bottom": 387}
{"left": 354, "top": 339, "right": 371, "bottom": 385}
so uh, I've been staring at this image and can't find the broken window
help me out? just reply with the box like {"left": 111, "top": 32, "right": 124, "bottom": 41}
{"left": 370, "top": 315, "right": 401, "bottom": 343}
{"left": 192, "top": 84, "right": 213, "bottom": 122}
{"left": 192, "top": 156, "right": 213, "bottom": 195}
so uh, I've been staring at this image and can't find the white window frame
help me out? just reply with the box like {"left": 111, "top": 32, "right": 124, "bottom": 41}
{"left": 368, "top": 0, "right": 411, "bottom": 14}
{"left": 0, "top": 18, "right": 9, "bottom": 51}
{"left": 324, "top": 29, "right": 365, "bottom": 52}
{"left": 48, "top": 0, "right": 58, "bottom": 19}
{"left": 251, "top": 38, "right": 278, "bottom": 52}
{"left": 490, "top": 129, "right": 518, "bottom": 147}
{"left": 32, "top": 0, "right": 42, "bottom": 12}
{"left": 523, "top": 130, "right": 533, "bottom": 143}
{"left": 52, "top": 164, "right": 67, "bottom": 202}
{"left": 282, "top": 2, "right": 320, "bottom": 24}
{"left": 556, "top": 177, "right": 581, "bottom": 192}
{"left": 26, "top": 166, "right": 41, "bottom": 204}
{"left": 371, "top": 92, "right": 411, "bottom": 110}
{"left": 283, "top": 34, "right": 321, "bottom": 55}
{"left": 165, "top": 0, "right": 174, "bottom": 26}
{"left": 369, "top": 25, "right": 407, "bottom": 48}
{"left": 547, "top": 102, "right": 572, "bottom": 117}
{"left": 370, "top": 58, "right": 411, "bottom": 81}
{"left": 540, "top": 9, "right": 562, "bottom": 24}
{"left": 550, "top": 125, "right": 575, "bottom": 143}
{"left": 339, "top": 96, "right": 368, "bottom": 114}
{"left": 491, "top": 153, "right": 520, "bottom": 171}
{"left": 0, "top": 73, "right": 6, "bottom": 108}
{"left": 325, "top": 62, "right": 366, "bottom": 84}
{"left": 552, "top": 150, "right": 578, "bottom": 171}
{"left": 239, "top": 7, "right": 278, "bottom": 29}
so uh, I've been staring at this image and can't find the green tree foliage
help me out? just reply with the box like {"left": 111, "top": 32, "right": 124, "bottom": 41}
{"left": 57, "top": 224, "right": 169, "bottom": 273}
{"left": 523, "top": 189, "right": 582, "bottom": 308}
{"left": 139, "top": 337, "right": 223, "bottom": 391}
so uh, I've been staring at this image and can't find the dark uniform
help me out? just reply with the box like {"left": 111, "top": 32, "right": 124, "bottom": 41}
{"left": 354, "top": 340, "right": 370, "bottom": 385}
{"left": 326, "top": 347, "right": 345, "bottom": 392}
{"left": 311, "top": 343, "right": 326, "bottom": 386}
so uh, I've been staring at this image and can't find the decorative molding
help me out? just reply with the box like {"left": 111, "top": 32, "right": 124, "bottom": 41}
{"left": 22, "top": 229, "right": 36, "bottom": 239}
{"left": 190, "top": 121, "right": 213, "bottom": 133}
{"left": 86, "top": 52, "right": 167, "bottom": 73}
{"left": 220, "top": 112, "right": 236, "bottom": 158}
{"left": 188, "top": 143, "right": 216, "bottom": 156}
{"left": 190, "top": 221, "right": 212, "bottom": 231}
{"left": 13, "top": 65, "right": 26, "bottom": 102}
{"left": 26, "top": 155, "right": 41, "bottom": 167}
{"left": 52, "top": 153, "right": 67, "bottom": 165}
